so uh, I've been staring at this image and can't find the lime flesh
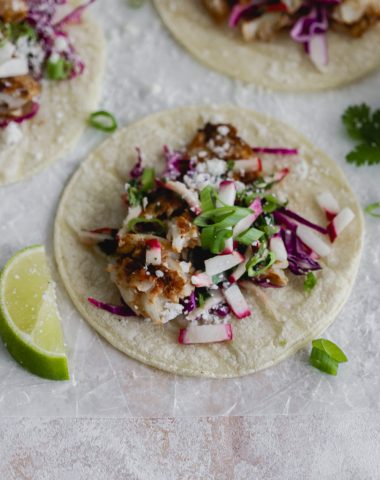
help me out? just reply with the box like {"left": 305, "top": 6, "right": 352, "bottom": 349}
{"left": 0, "top": 245, "right": 69, "bottom": 380}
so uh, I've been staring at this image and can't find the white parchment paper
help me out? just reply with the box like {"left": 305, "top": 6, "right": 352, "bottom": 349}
{"left": 0, "top": 0, "right": 379, "bottom": 417}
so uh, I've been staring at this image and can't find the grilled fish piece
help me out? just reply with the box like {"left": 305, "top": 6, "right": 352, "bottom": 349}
{"left": 0, "top": 0, "right": 28, "bottom": 23}
{"left": 109, "top": 234, "right": 193, "bottom": 324}
{"left": 0, "top": 75, "right": 40, "bottom": 121}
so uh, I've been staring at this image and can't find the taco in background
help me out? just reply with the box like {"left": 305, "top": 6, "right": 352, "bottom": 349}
{"left": 0, "top": 0, "right": 105, "bottom": 185}
{"left": 153, "top": 0, "right": 380, "bottom": 91}
{"left": 55, "top": 106, "right": 363, "bottom": 378}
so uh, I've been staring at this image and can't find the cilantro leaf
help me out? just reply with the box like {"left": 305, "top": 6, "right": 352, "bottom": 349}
{"left": 342, "top": 104, "right": 380, "bottom": 166}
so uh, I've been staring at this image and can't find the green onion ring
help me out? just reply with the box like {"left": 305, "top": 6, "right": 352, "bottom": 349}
{"left": 365, "top": 202, "right": 380, "bottom": 218}
{"left": 89, "top": 111, "right": 118, "bottom": 133}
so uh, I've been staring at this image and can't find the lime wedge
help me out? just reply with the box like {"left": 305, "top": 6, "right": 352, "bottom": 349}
{"left": 0, "top": 245, "right": 69, "bottom": 380}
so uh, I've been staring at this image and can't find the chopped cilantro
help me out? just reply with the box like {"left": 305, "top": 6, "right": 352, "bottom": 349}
{"left": 342, "top": 104, "right": 380, "bottom": 166}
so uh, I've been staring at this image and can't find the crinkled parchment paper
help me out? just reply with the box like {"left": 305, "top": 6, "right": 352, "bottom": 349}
{"left": 0, "top": 0, "right": 379, "bottom": 416}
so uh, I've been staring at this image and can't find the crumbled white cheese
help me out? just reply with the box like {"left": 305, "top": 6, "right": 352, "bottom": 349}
{"left": 161, "top": 302, "right": 184, "bottom": 323}
{"left": 2, "top": 122, "right": 23, "bottom": 146}
{"left": 206, "top": 159, "right": 227, "bottom": 176}
{"left": 155, "top": 270, "right": 164, "bottom": 278}
{"left": 217, "top": 125, "right": 230, "bottom": 136}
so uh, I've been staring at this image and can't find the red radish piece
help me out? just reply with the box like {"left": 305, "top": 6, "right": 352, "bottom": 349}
{"left": 205, "top": 251, "right": 244, "bottom": 276}
{"left": 79, "top": 228, "right": 114, "bottom": 245}
{"left": 229, "top": 247, "right": 252, "bottom": 283}
{"left": 222, "top": 237, "right": 234, "bottom": 254}
{"left": 145, "top": 239, "right": 162, "bottom": 265}
{"left": 186, "top": 291, "right": 224, "bottom": 321}
{"left": 269, "top": 236, "right": 288, "bottom": 263}
{"left": 217, "top": 181, "right": 236, "bottom": 207}
{"left": 233, "top": 157, "right": 262, "bottom": 174}
{"left": 272, "top": 168, "right": 290, "bottom": 183}
{"left": 327, "top": 207, "right": 355, "bottom": 242}
{"left": 223, "top": 284, "right": 251, "bottom": 319}
{"left": 159, "top": 180, "right": 201, "bottom": 214}
{"left": 233, "top": 198, "right": 262, "bottom": 237}
{"left": 316, "top": 192, "right": 340, "bottom": 221}
{"left": 296, "top": 225, "right": 331, "bottom": 257}
{"left": 178, "top": 324, "right": 233, "bottom": 344}
{"left": 191, "top": 272, "right": 212, "bottom": 288}
{"left": 309, "top": 33, "right": 328, "bottom": 71}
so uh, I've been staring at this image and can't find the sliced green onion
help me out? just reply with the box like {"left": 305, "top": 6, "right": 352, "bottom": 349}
{"left": 200, "top": 226, "right": 232, "bottom": 254}
{"left": 141, "top": 167, "right": 155, "bottom": 191}
{"left": 200, "top": 186, "right": 216, "bottom": 212}
{"left": 365, "top": 202, "right": 380, "bottom": 218}
{"left": 236, "top": 228, "right": 264, "bottom": 245}
{"left": 127, "top": 217, "right": 166, "bottom": 235}
{"left": 259, "top": 224, "right": 280, "bottom": 237}
{"left": 89, "top": 111, "right": 118, "bottom": 133}
{"left": 262, "top": 194, "right": 287, "bottom": 214}
{"left": 309, "top": 347, "right": 339, "bottom": 376}
{"left": 304, "top": 272, "right": 317, "bottom": 292}
{"left": 46, "top": 58, "right": 72, "bottom": 80}
{"left": 312, "top": 339, "right": 348, "bottom": 363}
{"left": 246, "top": 249, "right": 276, "bottom": 277}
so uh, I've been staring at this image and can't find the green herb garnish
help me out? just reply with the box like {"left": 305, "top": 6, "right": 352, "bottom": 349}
{"left": 304, "top": 272, "right": 317, "bottom": 292}
{"left": 127, "top": 217, "right": 166, "bottom": 235}
{"left": 141, "top": 167, "right": 155, "bottom": 191}
{"left": 246, "top": 246, "right": 276, "bottom": 277}
{"left": 89, "top": 111, "right": 118, "bottom": 133}
{"left": 46, "top": 58, "right": 72, "bottom": 80}
{"left": 342, "top": 104, "right": 380, "bottom": 166}
{"left": 365, "top": 202, "right": 380, "bottom": 218}
{"left": 235, "top": 227, "right": 263, "bottom": 246}
{"left": 226, "top": 160, "right": 235, "bottom": 171}
{"left": 309, "top": 338, "right": 347, "bottom": 376}
{"left": 200, "top": 186, "right": 217, "bottom": 212}
{"left": 262, "top": 194, "right": 287, "bottom": 214}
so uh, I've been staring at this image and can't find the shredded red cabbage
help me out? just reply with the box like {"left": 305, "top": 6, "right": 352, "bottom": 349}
{"left": 88, "top": 297, "right": 135, "bottom": 316}
{"left": 163, "top": 145, "right": 184, "bottom": 180}
{"left": 253, "top": 147, "right": 298, "bottom": 155}
{"left": 0, "top": 102, "right": 39, "bottom": 129}
{"left": 182, "top": 292, "right": 197, "bottom": 314}
{"left": 281, "top": 228, "right": 322, "bottom": 276}
{"left": 210, "top": 303, "right": 231, "bottom": 317}
{"left": 130, "top": 147, "right": 144, "bottom": 178}
{"left": 278, "top": 208, "right": 328, "bottom": 235}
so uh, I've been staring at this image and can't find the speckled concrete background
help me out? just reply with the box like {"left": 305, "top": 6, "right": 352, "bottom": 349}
{"left": 1, "top": 415, "right": 380, "bottom": 479}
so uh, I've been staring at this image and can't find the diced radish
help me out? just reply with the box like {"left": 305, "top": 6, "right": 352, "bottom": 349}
{"left": 223, "top": 284, "right": 251, "bottom": 319}
{"left": 233, "top": 157, "right": 262, "bottom": 174}
{"left": 222, "top": 237, "right": 234, "bottom": 254}
{"left": 217, "top": 181, "right": 236, "bottom": 207}
{"left": 145, "top": 239, "right": 161, "bottom": 265}
{"left": 178, "top": 324, "right": 233, "bottom": 344}
{"left": 205, "top": 251, "right": 244, "bottom": 276}
{"left": 186, "top": 291, "right": 224, "bottom": 321}
{"left": 229, "top": 247, "right": 252, "bottom": 283}
{"left": 309, "top": 33, "right": 328, "bottom": 72}
{"left": 272, "top": 168, "right": 290, "bottom": 183}
{"left": 79, "top": 228, "right": 114, "bottom": 245}
{"left": 269, "top": 236, "right": 288, "bottom": 263}
{"left": 159, "top": 180, "right": 201, "bottom": 214}
{"left": 316, "top": 192, "right": 340, "bottom": 221}
{"left": 327, "top": 207, "right": 355, "bottom": 243}
{"left": 0, "top": 57, "right": 28, "bottom": 78}
{"left": 191, "top": 272, "right": 212, "bottom": 288}
{"left": 296, "top": 225, "right": 331, "bottom": 257}
{"left": 233, "top": 198, "right": 262, "bottom": 237}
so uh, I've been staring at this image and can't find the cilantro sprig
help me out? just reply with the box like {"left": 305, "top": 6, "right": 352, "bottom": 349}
{"left": 342, "top": 104, "right": 380, "bottom": 166}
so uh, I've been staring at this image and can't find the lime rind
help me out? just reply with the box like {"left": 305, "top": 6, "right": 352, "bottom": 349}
{"left": 0, "top": 245, "right": 69, "bottom": 381}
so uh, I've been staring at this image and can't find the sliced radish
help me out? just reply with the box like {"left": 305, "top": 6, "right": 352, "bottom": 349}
{"left": 316, "top": 192, "right": 340, "bottom": 221}
{"left": 205, "top": 251, "right": 244, "bottom": 276}
{"left": 233, "top": 198, "right": 262, "bottom": 237}
{"left": 186, "top": 291, "right": 224, "bottom": 321}
{"left": 223, "top": 284, "right": 251, "bottom": 319}
{"left": 327, "top": 207, "right": 355, "bottom": 243}
{"left": 270, "top": 236, "right": 288, "bottom": 263}
{"left": 160, "top": 180, "right": 201, "bottom": 214}
{"left": 0, "top": 57, "right": 28, "bottom": 78}
{"left": 191, "top": 272, "right": 212, "bottom": 288}
{"left": 178, "top": 324, "right": 233, "bottom": 344}
{"left": 229, "top": 247, "right": 252, "bottom": 283}
{"left": 233, "top": 157, "right": 262, "bottom": 174}
{"left": 221, "top": 236, "right": 234, "bottom": 254}
{"left": 309, "top": 33, "right": 328, "bottom": 72}
{"left": 145, "top": 239, "right": 161, "bottom": 265}
{"left": 217, "top": 181, "right": 236, "bottom": 207}
{"left": 296, "top": 225, "right": 331, "bottom": 257}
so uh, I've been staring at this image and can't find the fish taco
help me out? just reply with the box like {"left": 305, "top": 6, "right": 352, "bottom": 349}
{"left": 0, "top": 0, "right": 105, "bottom": 185}
{"left": 153, "top": 0, "right": 380, "bottom": 91}
{"left": 55, "top": 106, "right": 363, "bottom": 377}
